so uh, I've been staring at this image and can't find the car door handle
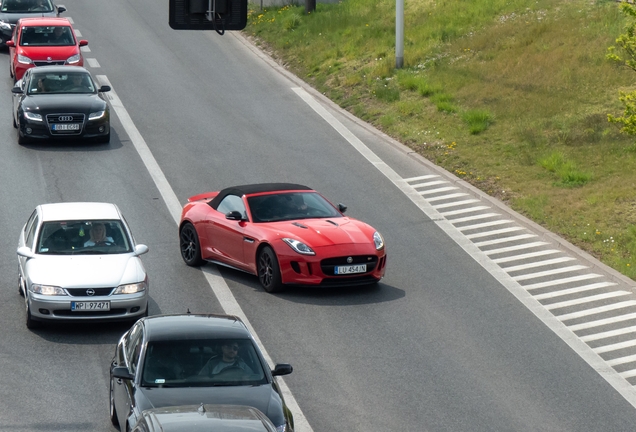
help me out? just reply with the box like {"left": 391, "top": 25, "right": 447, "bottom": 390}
{"left": 243, "top": 237, "right": 255, "bottom": 243}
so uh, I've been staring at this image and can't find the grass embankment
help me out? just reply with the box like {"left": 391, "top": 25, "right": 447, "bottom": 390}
{"left": 244, "top": 0, "right": 636, "bottom": 279}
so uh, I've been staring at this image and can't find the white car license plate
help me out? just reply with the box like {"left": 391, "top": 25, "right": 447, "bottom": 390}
{"left": 71, "top": 301, "right": 110, "bottom": 311}
{"left": 52, "top": 123, "right": 80, "bottom": 131}
{"left": 334, "top": 264, "right": 367, "bottom": 275}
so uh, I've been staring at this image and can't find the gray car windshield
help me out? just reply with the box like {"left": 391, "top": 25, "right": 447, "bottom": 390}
{"left": 248, "top": 192, "right": 342, "bottom": 222}
{"left": 141, "top": 339, "right": 267, "bottom": 388}
{"left": 37, "top": 220, "right": 132, "bottom": 255}
{"left": 28, "top": 72, "right": 95, "bottom": 95}
{"left": 1, "top": 0, "right": 53, "bottom": 13}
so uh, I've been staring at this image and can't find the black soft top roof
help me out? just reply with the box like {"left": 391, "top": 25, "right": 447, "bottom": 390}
{"left": 209, "top": 183, "right": 311, "bottom": 210}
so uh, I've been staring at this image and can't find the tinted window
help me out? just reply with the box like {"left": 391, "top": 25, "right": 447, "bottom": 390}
{"left": 20, "top": 25, "right": 74, "bottom": 46}
{"left": 125, "top": 324, "right": 143, "bottom": 373}
{"left": 248, "top": 192, "right": 341, "bottom": 222}
{"left": 28, "top": 72, "right": 95, "bottom": 95}
{"left": 25, "top": 212, "right": 38, "bottom": 248}
{"left": 36, "top": 219, "right": 132, "bottom": 255}
{"left": 2, "top": 0, "right": 53, "bottom": 12}
{"left": 217, "top": 195, "right": 246, "bottom": 218}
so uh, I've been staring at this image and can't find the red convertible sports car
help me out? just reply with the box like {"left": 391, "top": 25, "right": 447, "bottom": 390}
{"left": 179, "top": 183, "right": 387, "bottom": 292}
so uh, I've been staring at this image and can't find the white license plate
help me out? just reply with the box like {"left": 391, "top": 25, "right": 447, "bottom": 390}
{"left": 71, "top": 301, "right": 110, "bottom": 311}
{"left": 52, "top": 123, "right": 80, "bottom": 131}
{"left": 334, "top": 264, "right": 367, "bottom": 275}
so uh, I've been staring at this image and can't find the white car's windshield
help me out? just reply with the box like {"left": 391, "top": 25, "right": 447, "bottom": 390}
{"left": 37, "top": 220, "right": 132, "bottom": 254}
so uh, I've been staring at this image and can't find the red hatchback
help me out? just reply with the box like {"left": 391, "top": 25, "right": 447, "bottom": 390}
{"left": 7, "top": 17, "right": 87, "bottom": 81}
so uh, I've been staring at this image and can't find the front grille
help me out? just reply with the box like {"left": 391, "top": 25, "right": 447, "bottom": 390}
{"left": 66, "top": 288, "right": 114, "bottom": 297}
{"left": 33, "top": 60, "right": 65, "bottom": 66}
{"left": 320, "top": 255, "right": 378, "bottom": 276}
{"left": 54, "top": 308, "right": 127, "bottom": 317}
{"left": 46, "top": 113, "right": 85, "bottom": 135}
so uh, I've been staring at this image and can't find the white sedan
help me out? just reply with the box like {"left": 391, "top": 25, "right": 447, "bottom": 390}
{"left": 17, "top": 202, "right": 149, "bottom": 329}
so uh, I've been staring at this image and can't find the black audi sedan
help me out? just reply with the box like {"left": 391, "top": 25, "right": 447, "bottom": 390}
{"left": 110, "top": 314, "right": 294, "bottom": 432}
{"left": 0, "top": 0, "right": 65, "bottom": 45}
{"left": 12, "top": 65, "right": 110, "bottom": 144}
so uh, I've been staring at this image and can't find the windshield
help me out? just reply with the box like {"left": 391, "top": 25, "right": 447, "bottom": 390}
{"left": 28, "top": 72, "right": 95, "bottom": 95}
{"left": 141, "top": 339, "right": 267, "bottom": 388}
{"left": 36, "top": 220, "right": 133, "bottom": 255}
{"left": 20, "top": 25, "right": 74, "bottom": 46}
{"left": 248, "top": 192, "right": 342, "bottom": 222}
{"left": 1, "top": 0, "right": 53, "bottom": 13}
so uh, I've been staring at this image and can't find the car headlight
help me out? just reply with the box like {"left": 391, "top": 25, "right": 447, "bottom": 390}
{"left": 24, "top": 111, "right": 42, "bottom": 122}
{"left": 17, "top": 54, "right": 32, "bottom": 65}
{"left": 282, "top": 238, "right": 315, "bottom": 255}
{"left": 30, "top": 284, "right": 66, "bottom": 295}
{"left": 0, "top": 21, "right": 11, "bottom": 31}
{"left": 88, "top": 110, "right": 105, "bottom": 120}
{"left": 66, "top": 54, "right": 80, "bottom": 64}
{"left": 373, "top": 231, "right": 384, "bottom": 250}
{"left": 276, "top": 425, "right": 286, "bottom": 432}
{"left": 113, "top": 281, "right": 147, "bottom": 295}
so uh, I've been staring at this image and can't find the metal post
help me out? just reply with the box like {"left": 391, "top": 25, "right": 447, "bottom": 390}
{"left": 396, "top": 0, "right": 404, "bottom": 68}
{"left": 306, "top": 0, "right": 315, "bottom": 13}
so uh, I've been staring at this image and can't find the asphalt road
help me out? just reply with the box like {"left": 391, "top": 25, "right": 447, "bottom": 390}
{"left": 2, "top": 1, "right": 636, "bottom": 431}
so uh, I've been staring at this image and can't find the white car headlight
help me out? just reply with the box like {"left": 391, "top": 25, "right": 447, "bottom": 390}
{"left": 17, "top": 54, "right": 32, "bottom": 65}
{"left": 66, "top": 54, "right": 80, "bottom": 64}
{"left": 24, "top": 112, "right": 42, "bottom": 122}
{"left": 373, "top": 231, "right": 384, "bottom": 250}
{"left": 30, "top": 284, "right": 66, "bottom": 295}
{"left": 282, "top": 238, "right": 315, "bottom": 255}
{"left": 113, "top": 281, "right": 147, "bottom": 295}
{"left": 0, "top": 21, "right": 11, "bottom": 31}
{"left": 88, "top": 110, "right": 105, "bottom": 120}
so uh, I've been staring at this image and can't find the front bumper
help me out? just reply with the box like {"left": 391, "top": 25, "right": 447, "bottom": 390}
{"left": 27, "top": 290, "right": 147, "bottom": 322}
{"left": 18, "top": 116, "right": 110, "bottom": 142}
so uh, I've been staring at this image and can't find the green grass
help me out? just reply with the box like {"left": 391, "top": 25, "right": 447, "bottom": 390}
{"left": 244, "top": 0, "right": 636, "bottom": 279}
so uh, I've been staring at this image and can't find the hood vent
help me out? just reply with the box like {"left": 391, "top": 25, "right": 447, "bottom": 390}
{"left": 326, "top": 220, "right": 339, "bottom": 226}
{"left": 292, "top": 222, "right": 308, "bottom": 229}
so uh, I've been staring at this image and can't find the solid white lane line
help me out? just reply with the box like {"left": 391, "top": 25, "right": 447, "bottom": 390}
{"left": 86, "top": 58, "right": 100, "bottom": 68}
{"left": 418, "top": 186, "right": 458, "bottom": 195}
{"left": 457, "top": 220, "right": 514, "bottom": 232}
{"left": 556, "top": 301, "right": 636, "bottom": 321}
{"left": 595, "top": 339, "right": 636, "bottom": 354}
{"left": 512, "top": 265, "right": 589, "bottom": 282}
{"left": 524, "top": 274, "right": 604, "bottom": 291}
{"left": 432, "top": 199, "right": 480, "bottom": 209}
{"left": 473, "top": 234, "right": 537, "bottom": 248}
{"left": 581, "top": 326, "right": 636, "bottom": 343}
{"left": 426, "top": 192, "right": 469, "bottom": 202}
{"left": 102, "top": 76, "right": 313, "bottom": 432}
{"left": 544, "top": 292, "right": 631, "bottom": 311}
{"left": 492, "top": 250, "right": 561, "bottom": 264}
{"left": 607, "top": 354, "right": 636, "bottom": 367}
{"left": 534, "top": 282, "right": 618, "bottom": 301}
{"left": 482, "top": 242, "right": 550, "bottom": 255}
{"left": 449, "top": 213, "right": 501, "bottom": 224}
{"left": 404, "top": 174, "right": 439, "bottom": 182}
{"left": 291, "top": 85, "right": 636, "bottom": 409}
{"left": 439, "top": 206, "right": 491, "bottom": 217}
{"left": 466, "top": 227, "right": 525, "bottom": 240}
{"left": 569, "top": 312, "right": 636, "bottom": 332}
{"left": 503, "top": 257, "right": 576, "bottom": 272}
{"left": 410, "top": 180, "right": 448, "bottom": 188}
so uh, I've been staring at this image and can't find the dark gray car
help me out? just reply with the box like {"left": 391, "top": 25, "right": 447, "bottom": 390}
{"left": 0, "top": 0, "right": 65, "bottom": 45}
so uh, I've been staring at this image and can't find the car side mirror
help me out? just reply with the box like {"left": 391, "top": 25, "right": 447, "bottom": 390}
{"left": 272, "top": 363, "right": 293, "bottom": 377}
{"left": 12, "top": 87, "right": 23, "bottom": 94}
{"left": 79, "top": 39, "right": 88, "bottom": 47}
{"left": 134, "top": 244, "right": 149, "bottom": 256}
{"left": 57, "top": 5, "right": 66, "bottom": 14}
{"left": 98, "top": 85, "right": 111, "bottom": 93}
{"left": 112, "top": 366, "right": 134, "bottom": 380}
{"left": 17, "top": 246, "right": 35, "bottom": 258}
{"left": 5, "top": 40, "right": 14, "bottom": 48}
{"left": 337, "top": 203, "right": 347, "bottom": 213}
{"left": 225, "top": 211, "right": 244, "bottom": 221}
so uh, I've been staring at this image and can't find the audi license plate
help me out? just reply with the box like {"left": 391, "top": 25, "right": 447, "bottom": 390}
{"left": 334, "top": 264, "right": 367, "bottom": 275}
{"left": 52, "top": 123, "right": 80, "bottom": 131}
{"left": 71, "top": 301, "right": 110, "bottom": 311}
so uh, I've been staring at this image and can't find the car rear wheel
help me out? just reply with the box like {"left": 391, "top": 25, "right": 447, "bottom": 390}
{"left": 258, "top": 246, "right": 283, "bottom": 293}
{"left": 109, "top": 377, "right": 119, "bottom": 427}
{"left": 180, "top": 222, "right": 204, "bottom": 266}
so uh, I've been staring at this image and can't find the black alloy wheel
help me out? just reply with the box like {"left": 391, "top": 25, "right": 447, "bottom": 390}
{"left": 258, "top": 246, "right": 283, "bottom": 293}
{"left": 180, "top": 222, "right": 204, "bottom": 266}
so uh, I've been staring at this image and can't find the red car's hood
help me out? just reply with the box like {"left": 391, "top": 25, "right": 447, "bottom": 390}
{"left": 18, "top": 45, "right": 78, "bottom": 60}
{"left": 268, "top": 218, "right": 374, "bottom": 247}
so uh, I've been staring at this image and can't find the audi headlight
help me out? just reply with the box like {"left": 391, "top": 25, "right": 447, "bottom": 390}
{"left": 66, "top": 54, "right": 80, "bottom": 64}
{"left": 373, "top": 231, "right": 384, "bottom": 250}
{"left": 17, "top": 54, "right": 32, "bottom": 65}
{"left": 88, "top": 110, "right": 105, "bottom": 120}
{"left": 24, "top": 112, "right": 42, "bottom": 122}
{"left": 282, "top": 238, "right": 315, "bottom": 255}
{"left": 0, "top": 21, "right": 11, "bottom": 31}
{"left": 30, "top": 284, "right": 66, "bottom": 296}
{"left": 113, "top": 281, "right": 147, "bottom": 295}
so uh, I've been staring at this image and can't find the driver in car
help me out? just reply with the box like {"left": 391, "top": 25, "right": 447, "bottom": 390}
{"left": 198, "top": 341, "right": 254, "bottom": 376}
{"left": 84, "top": 223, "right": 114, "bottom": 247}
